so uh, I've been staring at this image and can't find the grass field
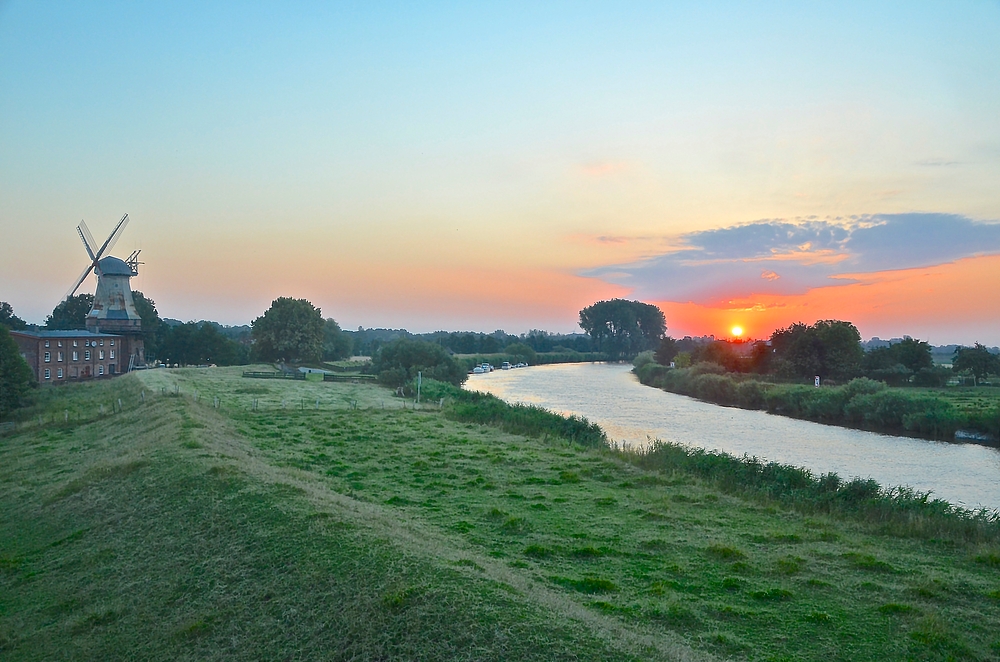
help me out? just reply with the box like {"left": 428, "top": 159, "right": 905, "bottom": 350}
{"left": 3, "top": 367, "right": 1000, "bottom": 661}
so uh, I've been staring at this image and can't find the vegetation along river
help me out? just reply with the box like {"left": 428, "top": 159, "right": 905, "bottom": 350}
{"left": 465, "top": 362, "right": 1000, "bottom": 511}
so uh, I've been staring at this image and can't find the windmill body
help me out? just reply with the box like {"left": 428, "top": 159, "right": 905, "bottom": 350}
{"left": 85, "top": 256, "right": 146, "bottom": 368}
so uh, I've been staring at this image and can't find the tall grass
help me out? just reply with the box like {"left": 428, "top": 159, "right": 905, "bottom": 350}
{"left": 424, "top": 379, "right": 607, "bottom": 448}
{"left": 623, "top": 440, "right": 1000, "bottom": 544}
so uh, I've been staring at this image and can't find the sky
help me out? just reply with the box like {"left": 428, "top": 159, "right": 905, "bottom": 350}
{"left": 1, "top": 2, "right": 999, "bottom": 343}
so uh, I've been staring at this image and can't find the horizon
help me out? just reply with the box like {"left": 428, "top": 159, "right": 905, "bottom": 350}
{"left": 2, "top": 3, "right": 999, "bottom": 344}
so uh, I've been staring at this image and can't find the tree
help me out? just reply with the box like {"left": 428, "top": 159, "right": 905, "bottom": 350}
{"left": 322, "top": 318, "right": 353, "bottom": 361}
{"left": 0, "top": 302, "right": 27, "bottom": 330}
{"left": 770, "top": 320, "right": 862, "bottom": 382}
{"left": 251, "top": 298, "right": 324, "bottom": 363}
{"left": 504, "top": 342, "right": 537, "bottom": 365}
{"left": 131, "top": 291, "right": 164, "bottom": 360}
{"left": 159, "top": 322, "right": 248, "bottom": 366}
{"left": 372, "top": 338, "right": 467, "bottom": 388}
{"left": 953, "top": 343, "right": 1000, "bottom": 385}
{"left": 693, "top": 341, "right": 744, "bottom": 372}
{"left": 654, "top": 337, "right": 679, "bottom": 366}
{"left": 579, "top": 299, "right": 666, "bottom": 360}
{"left": 894, "top": 337, "right": 933, "bottom": 373}
{"left": 0, "top": 326, "right": 34, "bottom": 419}
{"left": 45, "top": 294, "right": 93, "bottom": 330}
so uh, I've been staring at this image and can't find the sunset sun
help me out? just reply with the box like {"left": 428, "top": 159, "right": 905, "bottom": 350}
{"left": 731, "top": 325, "right": 744, "bottom": 338}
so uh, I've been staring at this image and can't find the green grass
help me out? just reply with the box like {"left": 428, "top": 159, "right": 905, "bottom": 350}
{"left": 3, "top": 366, "right": 1000, "bottom": 660}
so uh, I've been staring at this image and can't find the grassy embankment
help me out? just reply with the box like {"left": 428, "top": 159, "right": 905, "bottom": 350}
{"left": 636, "top": 362, "right": 1000, "bottom": 443}
{"left": 2, "top": 367, "right": 1000, "bottom": 661}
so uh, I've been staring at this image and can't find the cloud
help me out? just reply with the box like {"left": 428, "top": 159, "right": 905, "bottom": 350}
{"left": 579, "top": 161, "right": 629, "bottom": 177}
{"left": 583, "top": 213, "right": 1000, "bottom": 305}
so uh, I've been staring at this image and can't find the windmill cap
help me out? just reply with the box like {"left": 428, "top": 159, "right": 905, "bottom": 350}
{"left": 98, "top": 256, "right": 133, "bottom": 276}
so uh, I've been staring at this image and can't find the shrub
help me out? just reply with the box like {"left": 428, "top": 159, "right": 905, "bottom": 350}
{"left": 632, "top": 350, "right": 656, "bottom": 370}
{"left": 734, "top": 381, "right": 767, "bottom": 409}
{"left": 691, "top": 374, "right": 737, "bottom": 406}
{"left": 373, "top": 339, "right": 467, "bottom": 389}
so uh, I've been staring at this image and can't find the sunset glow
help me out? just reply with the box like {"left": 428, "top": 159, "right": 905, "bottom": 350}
{"left": 1, "top": 4, "right": 998, "bottom": 342}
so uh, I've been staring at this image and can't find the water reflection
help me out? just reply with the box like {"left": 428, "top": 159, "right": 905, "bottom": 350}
{"left": 465, "top": 362, "right": 1000, "bottom": 511}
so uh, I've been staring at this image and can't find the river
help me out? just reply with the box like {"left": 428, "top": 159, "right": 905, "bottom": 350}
{"left": 464, "top": 362, "right": 1000, "bottom": 511}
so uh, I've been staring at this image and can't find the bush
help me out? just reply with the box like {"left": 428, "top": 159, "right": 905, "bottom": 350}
{"left": 632, "top": 350, "right": 656, "bottom": 370}
{"left": 373, "top": 339, "right": 467, "bottom": 389}
{"left": 690, "top": 374, "right": 737, "bottom": 406}
{"left": 913, "top": 366, "right": 952, "bottom": 387}
{"left": 735, "top": 381, "right": 767, "bottom": 409}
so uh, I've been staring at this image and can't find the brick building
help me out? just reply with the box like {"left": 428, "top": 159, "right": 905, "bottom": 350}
{"left": 10, "top": 329, "right": 140, "bottom": 384}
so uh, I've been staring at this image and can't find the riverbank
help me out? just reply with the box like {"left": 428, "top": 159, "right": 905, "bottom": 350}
{"left": 636, "top": 362, "right": 1000, "bottom": 445}
{"left": 3, "top": 367, "right": 1000, "bottom": 660}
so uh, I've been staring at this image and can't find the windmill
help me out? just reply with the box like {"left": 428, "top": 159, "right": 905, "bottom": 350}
{"left": 65, "top": 214, "right": 138, "bottom": 299}
{"left": 65, "top": 214, "right": 146, "bottom": 370}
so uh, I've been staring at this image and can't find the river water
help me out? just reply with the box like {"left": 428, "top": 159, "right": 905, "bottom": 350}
{"left": 464, "top": 362, "right": 1000, "bottom": 511}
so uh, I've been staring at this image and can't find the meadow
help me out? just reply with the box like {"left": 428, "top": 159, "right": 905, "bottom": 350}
{"left": 2, "top": 367, "right": 1000, "bottom": 661}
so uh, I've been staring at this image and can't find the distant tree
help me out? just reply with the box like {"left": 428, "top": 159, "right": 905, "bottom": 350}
{"left": 813, "top": 320, "right": 864, "bottom": 381}
{"left": 654, "top": 337, "right": 678, "bottom": 366}
{"left": 480, "top": 335, "right": 501, "bottom": 353}
{"left": 0, "top": 302, "right": 27, "bottom": 330}
{"left": 862, "top": 336, "right": 933, "bottom": 386}
{"left": 322, "top": 318, "right": 353, "bottom": 361}
{"left": 894, "top": 337, "right": 933, "bottom": 373}
{"left": 45, "top": 294, "right": 93, "bottom": 330}
{"left": 770, "top": 320, "right": 862, "bottom": 382}
{"left": 579, "top": 299, "right": 666, "bottom": 360}
{"left": 693, "top": 341, "right": 744, "bottom": 372}
{"left": 131, "top": 291, "right": 164, "bottom": 360}
{"left": 158, "top": 322, "right": 247, "bottom": 366}
{"left": 251, "top": 298, "right": 324, "bottom": 364}
{"left": 0, "top": 326, "right": 34, "bottom": 418}
{"left": 522, "top": 329, "right": 555, "bottom": 353}
{"left": 953, "top": 343, "right": 1000, "bottom": 385}
{"left": 504, "top": 342, "right": 537, "bottom": 364}
{"left": 372, "top": 338, "right": 467, "bottom": 388}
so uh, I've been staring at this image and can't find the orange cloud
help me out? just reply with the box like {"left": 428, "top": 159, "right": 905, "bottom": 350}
{"left": 579, "top": 161, "right": 630, "bottom": 177}
{"left": 654, "top": 254, "right": 1000, "bottom": 344}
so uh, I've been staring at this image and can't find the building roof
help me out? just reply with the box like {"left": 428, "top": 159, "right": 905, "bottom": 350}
{"left": 11, "top": 329, "right": 122, "bottom": 339}
{"left": 98, "top": 256, "right": 134, "bottom": 276}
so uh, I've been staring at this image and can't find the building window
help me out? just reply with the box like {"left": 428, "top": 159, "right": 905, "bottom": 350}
{"left": 44, "top": 352, "right": 51, "bottom": 362}
{"left": 98, "top": 365, "right": 104, "bottom": 376}
{"left": 72, "top": 351, "right": 78, "bottom": 361}
{"left": 100, "top": 340, "right": 104, "bottom": 346}
{"left": 110, "top": 339, "right": 115, "bottom": 346}
{"left": 57, "top": 352, "right": 64, "bottom": 362}
{"left": 44, "top": 369, "right": 51, "bottom": 380}
{"left": 109, "top": 350, "right": 115, "bottom": 360}
{"left": 99, "top": 350, "right": 105, "bottom": 360}
{"left": 58, "top": 341, "right": 63, "bottom": 347}
{"left": 57, "top": 368, "right": 63, "bottom": 378}
{"left": 45, "top": 340, "right": 50, "bottom": 348}
{"left": 85, "top": 350, "right": 91, "bottom": 360}
{"left": 73, "top": 340, "right": 78, "bottom": 347}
